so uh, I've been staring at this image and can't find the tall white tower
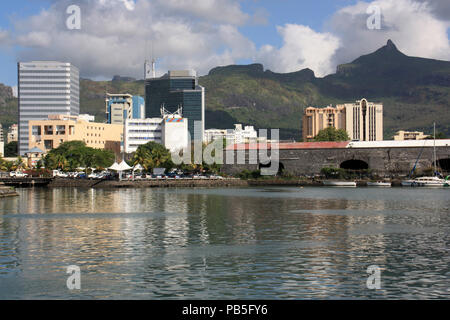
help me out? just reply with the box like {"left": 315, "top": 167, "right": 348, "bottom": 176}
{"left": 152, "top": 58, "right": 156, "bottom": 78}
{"left": 144, "top": 60, "right": 152, "bottom": 80}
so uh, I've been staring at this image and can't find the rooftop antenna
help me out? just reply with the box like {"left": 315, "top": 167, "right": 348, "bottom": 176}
{"left": 151, "top": 40, "right": 156, "bottom": 78}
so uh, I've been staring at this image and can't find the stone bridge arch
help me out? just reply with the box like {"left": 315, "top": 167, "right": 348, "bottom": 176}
{"left": 340, "top": 159, "right": 369, "bottom": 170}
{"left": 437, "top": 158, "right": 450, "bottom": 172}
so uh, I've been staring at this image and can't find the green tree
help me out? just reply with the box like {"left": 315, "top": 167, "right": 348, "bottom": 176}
{"left": 314, "top": 127, "right": 350, "bottom": 142}
{"left": 43, "top": 141, "right": 114, "bottom": 171}
{"left": 4, "top": 141, "right": 18, "bottom": 157}
{"left": 132, "top": 142, "right": 173, "bottom": 172}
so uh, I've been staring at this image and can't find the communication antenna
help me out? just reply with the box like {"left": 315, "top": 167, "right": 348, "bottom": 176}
{"left": 151, "top": 40, "right": 156, "bottom": 78}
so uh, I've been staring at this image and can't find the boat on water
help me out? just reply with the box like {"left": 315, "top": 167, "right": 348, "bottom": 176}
{"left": 323, "top": 181, "right": 357, "bottom": 187}
{"left": 367, "top": 181, "right": 392, "bottom": 187}
{"left": 403, "top": 176, "right": 447, "bottom": 187}
{"left": 402, "top": 122, "right": 449, "bottom": 188}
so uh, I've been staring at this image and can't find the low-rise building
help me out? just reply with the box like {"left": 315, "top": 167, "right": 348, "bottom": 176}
{"left": 393, "top": 130, "right": 429, "bottom": 141}
{"left": 125, "top": 115, "right": 189, "bottom": 154}
{"left": 7, "top": 124, "right": 18, "bottom": 143}
{"left": 204, "top": 124, "right": 259, "bottom": 145}
{"left": 28, "top": 114, "right": 123, "bottom": 153}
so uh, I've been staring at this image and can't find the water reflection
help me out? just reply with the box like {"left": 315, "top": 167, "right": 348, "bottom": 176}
{"left": 0, "top": 187, "right": 449, "bottom": 299}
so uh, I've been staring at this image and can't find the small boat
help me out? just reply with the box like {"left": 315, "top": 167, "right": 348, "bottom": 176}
{"left": 413, "top": 176, "right": 446, "bottom": 187}
{"left": 402, "top": 123, "right": 448, "bottom": 188}
{"left": 401, "top": 180, "right": 415, "bottom": 187}
{"left": 323, "top": 181, "right": 357, "bottom": 187}
{"left": 367, "top": 181, "right": 391, "bottom": 187}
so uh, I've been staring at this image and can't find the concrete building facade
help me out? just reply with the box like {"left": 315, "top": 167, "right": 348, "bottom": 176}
{"left": 28, "top": 114, "right": 123, "bottom": 153}
{"left": 7, "top": 124, "right": 18, "bottom": 143}
{"left": 205, "top": 124, "right": 259, "bottom": 145}
{"left": 105, "top": 93, "right": 145, "bottom": 125}
{"left": 302, "top": 98, "right": 383, "bottom": 142}
{"left": 124, "top": 116, "right": 189, "bottom": 154}
{"left": 18, "top": 61, "right": 79, "bottom": 155}
{"left": 393, "top": 130, "right": 429, "bottom": 141}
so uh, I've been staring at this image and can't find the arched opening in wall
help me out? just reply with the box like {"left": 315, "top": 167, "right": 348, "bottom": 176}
{"left": 437, "top": 158, "right": 450, "bottom": 172}
{"left": 340, "top": 159, "right": 369, "bottom": 170}
{"left": 259, "top": 162, "right": 285, "bottom": 176}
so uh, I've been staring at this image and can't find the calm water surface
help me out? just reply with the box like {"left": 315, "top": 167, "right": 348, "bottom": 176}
{"left": 0, "top": 187, "right": 449, "bottom": 299}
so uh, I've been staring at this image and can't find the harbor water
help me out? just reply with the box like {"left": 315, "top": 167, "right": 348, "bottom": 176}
{"left": 0, "top": 187, "right": 449, "bottom": 299}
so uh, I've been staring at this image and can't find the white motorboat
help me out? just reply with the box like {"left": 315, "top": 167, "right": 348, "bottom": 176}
{"left": 411, "top": 176, "right": 447, "bottom": 187}
{"left": 367, "top": 181, "right": 392, "bottom": 187}
{"left": 323, "top": 181, "right": 357, "bottom": 187}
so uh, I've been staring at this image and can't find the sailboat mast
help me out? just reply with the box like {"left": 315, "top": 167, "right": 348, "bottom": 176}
{"left": 433, "top": 122, "right": 437, "bottom": 175}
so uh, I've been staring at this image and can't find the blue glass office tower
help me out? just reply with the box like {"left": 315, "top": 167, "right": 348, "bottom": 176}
{"left": 145, "top": 70, "right": 205, "bottom": 140}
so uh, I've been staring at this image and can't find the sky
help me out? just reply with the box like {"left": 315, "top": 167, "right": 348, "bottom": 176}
{"left": 0, "top": 0, "right": 449, "bottom": 90}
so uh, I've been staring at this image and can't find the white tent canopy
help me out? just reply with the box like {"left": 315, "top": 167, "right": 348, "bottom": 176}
{"left": 133, "top": 164, "right": 144, "bottom": 171}
{"left": 108, "top": 162, "right": 121, "bottom": 171}
{"left": 117, "top": 161, "right": 132, "bottom": 171}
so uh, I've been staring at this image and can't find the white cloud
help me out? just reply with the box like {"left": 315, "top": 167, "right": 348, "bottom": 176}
{"left": 328, "top": 0, "right": 450, "bottom": 67}
{"left": 0, "top": 29, "right": 10, "bottom": 45}
{"left": 7, "top": 0, "right": 450, "bottom": 81}
{"left": 256, "top": 24, "right": 340, "bottom": 77}
{"left": 11, "top": 0, "right": 256, "bottom": 79}
{"left": 256, "top": 0, "right": 449, "bottom": 77}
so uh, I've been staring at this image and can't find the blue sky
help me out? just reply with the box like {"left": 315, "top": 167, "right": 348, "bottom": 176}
{"left": 0, "top": 0, "right": 449, "bottom": 88}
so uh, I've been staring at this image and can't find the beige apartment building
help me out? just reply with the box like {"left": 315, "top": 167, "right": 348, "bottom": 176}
{"left": 393, "top": 130, "right": 429, "bottom": 141}
{"left": 302, "top": 98, "right": 383, "bottom": 141}
{"left": 7, "top": 124, "right": 18, "bottom": 143}
{"left": 28, "top": 115, "right": 123, "bottom": 153}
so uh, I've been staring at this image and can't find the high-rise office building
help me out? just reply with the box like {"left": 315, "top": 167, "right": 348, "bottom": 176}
{"left": 105, "top": 93, "right": 145, "bottom": 124}
{"left": 18, "top": 61, "right": 79, "bottom": 155}
{"left": 145, "top": 70, "right": 205, "bottom": 141}
{"left": 302, "top": 98, "right": 383, "bottom": 141}
{"left": 341, "top": 99, "right": 383, "bottom": 142}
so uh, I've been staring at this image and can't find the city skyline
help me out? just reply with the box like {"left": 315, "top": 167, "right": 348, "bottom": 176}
{"left": 0, "top": 0, "right": 449, "bottom": 89}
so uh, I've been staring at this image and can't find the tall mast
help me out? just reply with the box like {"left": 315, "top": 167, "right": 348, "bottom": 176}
{"left": 433, "top": 122, "right": 437, "bottom": 175}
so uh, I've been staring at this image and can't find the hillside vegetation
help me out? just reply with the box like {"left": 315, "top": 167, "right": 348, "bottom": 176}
{"left": 1, "top": 40, "right": 449, "bottom": 139}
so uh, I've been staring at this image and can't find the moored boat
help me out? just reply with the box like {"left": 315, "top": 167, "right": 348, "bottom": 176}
{"left": 367, "top": 181, "right": 391, "bottom": 187}
{"left": 323, "top": 181, "right": 357, "bottom": 187}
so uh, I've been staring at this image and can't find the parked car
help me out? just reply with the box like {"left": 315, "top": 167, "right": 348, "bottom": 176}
{"left": 9, "top": 171, "right": 29, "bottom": 178}
{"left": 52, "top": 170, "right": 68, "bottom": 178}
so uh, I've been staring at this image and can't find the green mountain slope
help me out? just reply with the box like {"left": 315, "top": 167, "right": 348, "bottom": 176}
{"left": 200, "top": 40, "right": 450, "bottom": 139}
{"left": 1, "top": 40, "right": 449, "bottom": 139}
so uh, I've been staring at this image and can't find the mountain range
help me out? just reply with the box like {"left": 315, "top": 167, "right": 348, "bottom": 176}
{"left": 1, "top": 40, "right": 449, "bottom": 140}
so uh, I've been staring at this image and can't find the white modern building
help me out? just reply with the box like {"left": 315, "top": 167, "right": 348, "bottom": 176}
{"left": 125, "top": 118, "right": 163, "bottom": 153}
{"left": 125, "top": 115, "right": 189, "bottom": 154}
{"left": 18, "top": 61, "right": 79, "bottom": 155}
{"left": 79, "top": 114, "right": 95, "bottom": 122}
{"left": 204, "top": 124, "right": 259, "bottom": 145}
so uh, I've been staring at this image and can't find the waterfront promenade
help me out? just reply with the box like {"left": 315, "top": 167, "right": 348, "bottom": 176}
{"left": 0, "top": 177, "right": 413, "bottom": 189}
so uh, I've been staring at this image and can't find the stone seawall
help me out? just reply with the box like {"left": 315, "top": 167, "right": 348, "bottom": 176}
{"left": 0, "top": 183, "right": 19, "bottom": 197}
{"left": 48, "top": 178, "right": 249, "bottom": 189}
{"left": 45, "top": 178, "right": 409, "bottom": 189}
